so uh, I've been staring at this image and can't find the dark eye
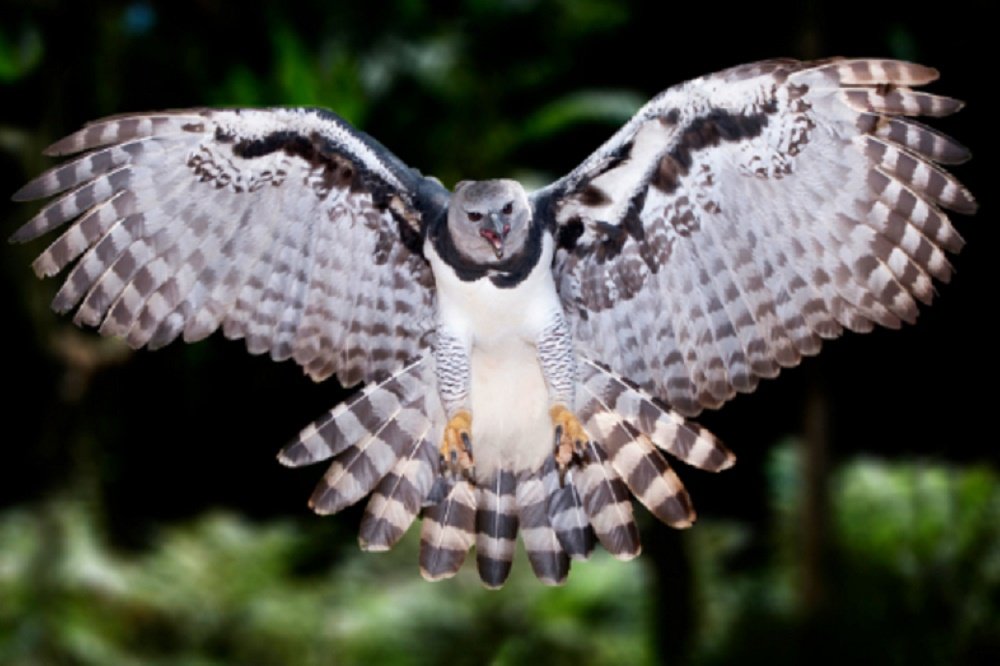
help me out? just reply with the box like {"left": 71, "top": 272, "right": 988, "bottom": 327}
{"left": 502, "top": 202, "right": 513, "bottom": 215}
{"left": 467, "top": 211, "right": 483, "bottom": 222}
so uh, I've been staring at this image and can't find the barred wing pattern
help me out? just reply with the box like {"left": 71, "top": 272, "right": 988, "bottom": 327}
{"left": 12, "top": 108, "right": 447, "bottom": 387}
{"left": 542, "top": 59, "right": 975, "bottom": 417}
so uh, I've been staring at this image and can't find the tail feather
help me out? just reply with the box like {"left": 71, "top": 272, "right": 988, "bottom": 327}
{"left": 308, "top": 396, "right": 430, "bottom": 515}
{"left": 541, "top": 457, "right": 595, "bottom": 560}
{"left": 274, "top": 353, "right": 735, "bottom": 584}
{"left": 579, "top": 358, "right": 735, "bottom": 472}
{"left": 358, "top": 427, "right": 438, "bottom": 551}
{"left": 580, "top": 382, "right": 696, "bottom": 528}
{"left": 419, "top": 476, "right": 476, "bottom": 581}
{"left": 278, "top": 356, "right": 428, "bottom": 467}
{"left": 575, "top": 440, "right": 641, "bottom": 560}
{"left": 621, "top": 433, "right": 694, "bottom": 527}
{"left": 475, "top": 469, "right": 519, "bottom": 589}
{"left": 516, "top": 468, "right": 570, "bottom": 585}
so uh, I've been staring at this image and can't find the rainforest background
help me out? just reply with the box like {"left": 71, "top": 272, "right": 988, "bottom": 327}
{"left": 0, "top": 1, "right": 996, "bottom": 664}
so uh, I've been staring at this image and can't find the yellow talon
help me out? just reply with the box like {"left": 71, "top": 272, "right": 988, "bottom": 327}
{"left": 550, "top": 404, "right": 588, "bottom": 472}
{"left": 440, "top": 410, "right": 474, "bottom": 477}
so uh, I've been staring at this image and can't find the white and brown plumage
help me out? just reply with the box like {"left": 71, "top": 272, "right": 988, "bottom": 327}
{"left": 12, "top": 58, "right": 975, "bottom": 588}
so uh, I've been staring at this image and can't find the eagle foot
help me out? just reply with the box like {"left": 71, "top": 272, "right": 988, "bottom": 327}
{"left": 550, "top": 404, "right": 588, "bottom": 484}
{"left": 439, "top": 410, "right": 474, "bottom": 481}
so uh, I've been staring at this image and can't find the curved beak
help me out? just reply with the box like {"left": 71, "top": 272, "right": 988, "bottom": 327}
{"left": 480, "top": 212, "right": 509, "bottom": 260}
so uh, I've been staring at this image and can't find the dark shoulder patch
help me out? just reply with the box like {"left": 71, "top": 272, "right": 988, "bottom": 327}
{"left": 579, "top": 184, "right": 611, "bottom": 206}
{"left": 556, "top": 217, "right": 584, "bottom": 251}
{"left": 651, "top": 108, "right": 769, "bottom": 194}
{"left": 652, "top": 154, "right": 683, "bottom": 193}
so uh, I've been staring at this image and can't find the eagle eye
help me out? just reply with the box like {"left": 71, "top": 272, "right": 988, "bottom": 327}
{"left": 467, "top": 211, "right": 483, "bottom": 222}
{"left": 502, "top": 202, "right": 513, "bottom": 215}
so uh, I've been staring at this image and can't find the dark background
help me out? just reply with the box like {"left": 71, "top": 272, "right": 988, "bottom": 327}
{"left": 1, "top": 1, "right": 996, "bottom": 664}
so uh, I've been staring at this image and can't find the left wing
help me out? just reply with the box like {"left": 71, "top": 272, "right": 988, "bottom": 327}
{"left": 534, "top": 58, "right": 976, "bottom": 416}
{"left": 13, "top": 108, "right": 449, "bottom": 387}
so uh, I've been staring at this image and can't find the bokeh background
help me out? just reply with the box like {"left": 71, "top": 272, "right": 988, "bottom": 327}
{"left": 1, "top": 1, "right": 996, "bottom": 664}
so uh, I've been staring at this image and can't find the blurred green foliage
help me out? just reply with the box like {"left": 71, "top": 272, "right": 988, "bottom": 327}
{"left": 2, "top": 446, "right": 997, "bottom": 665}
{"left": 0, "top": 23, "right": 43, "bottom": 83}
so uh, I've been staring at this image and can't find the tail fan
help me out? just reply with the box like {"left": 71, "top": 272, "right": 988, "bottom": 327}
{"left": 277, "top": 353, "right": 736, "bottom": 587}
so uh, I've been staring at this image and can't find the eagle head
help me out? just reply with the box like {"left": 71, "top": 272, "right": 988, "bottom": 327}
{"left": 448, "top": 179, "right": 531, "bottom": 263}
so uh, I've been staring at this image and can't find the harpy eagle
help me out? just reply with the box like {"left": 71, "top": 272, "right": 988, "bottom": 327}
{"left": 12, "top": 58, "right": 975, "bottom": 587}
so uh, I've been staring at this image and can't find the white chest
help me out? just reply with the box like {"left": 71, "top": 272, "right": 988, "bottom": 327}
{"left": 424, "top": 230, "right": 564, "bottom": 476}
{"left": 425, "top": 232, "right": 561, "bottom": 348}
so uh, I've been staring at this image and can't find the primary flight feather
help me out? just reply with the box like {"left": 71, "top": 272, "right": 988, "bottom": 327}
{"left": 12, "top": 57, "right": 975, "bottom": 588}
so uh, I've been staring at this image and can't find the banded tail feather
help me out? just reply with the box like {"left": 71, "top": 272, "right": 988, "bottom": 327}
{"left": 541, "top": 456, "right": 596, "bottom": 560}
{"left": 517, "top": 467, "right": 570, "bottom": 585}
{"left": 278, "top": 356, "right": 430, "bottom": 467}
{"left": 358, "top": 427, "right": 439, "bottom": 551}
{"left": 475, "top": 468, "right": 519, "bottom": 589}
{"left": 858, "top": 115, "right": 970, "bottom": 165}
{"left": 40, "top": 113, "right": 208, "bottom": 157}
{"left": 579, "top": 358, "right": 735, "bottom": 472}
{"left": 806, "top": 59, "right": 940, "bottom": 87}
{"left": 419, "top": 476, "right": 477, "bottom": 581}
{"left": 574, "top": 439, "right": 641, "bottom": 559}
{"left": 795, "top": 58, "right": 962, "bottom": 118}
{"left": 583, "top": 407, "right": 695, "bottom": 528}
{"left": 307, "top": 392, "right": 432, "bottom": 515}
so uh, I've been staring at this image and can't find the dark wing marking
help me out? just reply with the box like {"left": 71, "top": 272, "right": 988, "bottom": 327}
{"left": 13, "top": 108, "right": 450, "bottom": 387}
{"left": 534, "top": 58, "right": 975, "bottom": 416}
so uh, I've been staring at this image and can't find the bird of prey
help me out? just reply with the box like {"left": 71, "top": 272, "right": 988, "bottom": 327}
{"left": 12, "top": 58, "right": 975, "bottom": 588}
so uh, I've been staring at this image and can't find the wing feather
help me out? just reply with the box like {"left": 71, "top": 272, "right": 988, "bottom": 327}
{"left": 14, "top": 108, "right": 447, "bottom": 386}
{"left": 539, "top": 58, "right": 974, "bottom": 416}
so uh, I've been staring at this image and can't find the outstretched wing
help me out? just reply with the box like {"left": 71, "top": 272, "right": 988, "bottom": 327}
{"left": 13, "top": 108, "right": 449, "bottom": 387}
{"left": 535, "top": 59, "right": 975, "bottom": 416}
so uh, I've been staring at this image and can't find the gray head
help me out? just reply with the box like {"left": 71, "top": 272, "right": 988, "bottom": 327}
{"left": 447, "top": 179, "right": 532, "bottom": 263}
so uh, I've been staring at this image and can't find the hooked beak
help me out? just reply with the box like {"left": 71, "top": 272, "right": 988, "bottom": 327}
{"left": 480, "top": 212, "right": 511, "bottom": 260}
